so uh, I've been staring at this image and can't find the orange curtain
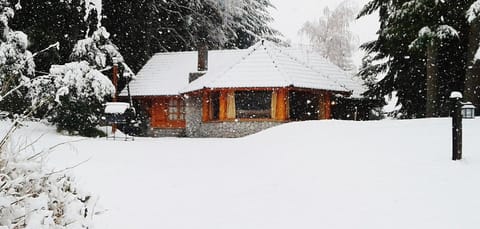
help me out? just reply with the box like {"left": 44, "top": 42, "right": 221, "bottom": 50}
{"left": 226, "top": 90, "right": 236, "bottom": 119}
{"left": 271, "top": 90, "right": 278, "bottom": 119}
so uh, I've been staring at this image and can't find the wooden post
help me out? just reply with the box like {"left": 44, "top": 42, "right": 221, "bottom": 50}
{"left": 324, "top": 93, "right": 332, "bottom": 119}
{"left": 112, "top": 59, "right": 119, "bottom": 133}
{"left": 426, "top": 41, "right": 438, "bottom": 117}
{"left": 450, "top": 92, "right": 463, "bottom": 160}
{"left": 202, "top": 90, "right": 210, "bottom": 122}
{"left": 219, "top": 90, "right": 227, "bottom": 120}
{"left": 276, "top": 88, "right": 288, "bottom": 121}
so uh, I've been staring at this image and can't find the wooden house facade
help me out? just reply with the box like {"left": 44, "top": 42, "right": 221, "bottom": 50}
{"left": 120, "top": 41, "right": 365, "bottom": 137}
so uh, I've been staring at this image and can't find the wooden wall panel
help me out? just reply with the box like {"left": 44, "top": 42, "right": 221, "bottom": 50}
{"left": 148, "top": 97, "right": 186, "bottom": 128}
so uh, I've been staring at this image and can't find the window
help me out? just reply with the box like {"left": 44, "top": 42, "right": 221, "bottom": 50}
{"left": 289, "top": 91, "right": 320, "bottom": 121}
{"left": 209, "top": 91, "right": 220, "bottom": 120}
{"left": 168, "top": 98, "right": 185, "bottom": 121}
{"left": 235, "top": 91, "right": 272, "bottom": 119}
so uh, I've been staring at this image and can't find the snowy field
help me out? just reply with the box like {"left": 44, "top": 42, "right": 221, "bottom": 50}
{"left": 4, "top": 118, "right": 480, "bottom": 229}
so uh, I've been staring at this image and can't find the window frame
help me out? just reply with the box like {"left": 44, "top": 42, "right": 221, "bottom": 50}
{"left": 202, "top": 88, "right": 289, "bottom": 122}
{"left": 167, "top": 97, "right": 186, "bottom": 121}
{"left": 234, "top": 90, "right": 272, "bottom": 119}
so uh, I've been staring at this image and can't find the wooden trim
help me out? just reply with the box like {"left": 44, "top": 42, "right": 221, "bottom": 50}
{"left": 130, "top": 95, "right": 185, "bottom": 99}
{"left": 325, "top": 93, "right": 331, "bottom": 119}
{"left": 318, "top": 92, "right": 332, "bottom": 120}
{"left": 276, "top": 88, "right": 288, "bottom": 121}
{"left": 202, "top": 90, "right": 210, "bottom": 122}
{"left": 200, "top": 87, "right": 294, "bottom": 123}
{"left": 219, "top": 90, "right": 228, "bottom": 120}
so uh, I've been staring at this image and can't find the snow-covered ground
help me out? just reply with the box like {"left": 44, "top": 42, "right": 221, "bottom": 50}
{"left": 4, "top": 118, "right": 480, "bottom": 229}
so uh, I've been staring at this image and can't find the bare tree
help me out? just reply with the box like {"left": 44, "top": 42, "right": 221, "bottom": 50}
{"left": 298, "top": 0, "right": 358, "bottom": 72}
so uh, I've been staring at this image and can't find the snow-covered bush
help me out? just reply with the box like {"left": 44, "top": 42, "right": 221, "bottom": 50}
{"left": 0, "top": 0, "right": 35, "bottom": 116}
{"left": 30, "top": 61, "right": 114, "bottom": 136}
{"left": 0, "top": 128, "right": 96, "bottom": 228}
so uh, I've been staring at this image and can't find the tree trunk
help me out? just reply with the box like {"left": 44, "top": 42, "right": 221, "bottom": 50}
{"left": 426, "top": 41, "right": 438, "bottom": 117}
{"left": 465, "top": 20, "right": 480, "bottom": 113}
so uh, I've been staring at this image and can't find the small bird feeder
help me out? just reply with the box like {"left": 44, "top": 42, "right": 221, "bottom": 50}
{"left": 461, "top": 102, "right": 475, "bottom": 119}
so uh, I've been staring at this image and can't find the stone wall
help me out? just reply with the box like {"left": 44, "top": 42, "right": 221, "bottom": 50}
{"left": 148, "top": 128, "right": 185, "bottom": 137}
{"left": 185, "top": 95, "right": 282, "bottom": 138}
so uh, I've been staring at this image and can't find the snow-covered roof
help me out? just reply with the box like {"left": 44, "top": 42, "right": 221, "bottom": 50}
{"left": 121, "top": 41, "right": 365, "bottom": 97}
{"left": 282, "top": 45, "right": 367, "bottom": 98}
{"left": 120, "top": 49, "right": 249, "bottom": 96}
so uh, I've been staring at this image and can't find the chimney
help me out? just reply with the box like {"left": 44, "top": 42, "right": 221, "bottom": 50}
{"left": 197, "top": 44, "right": 208, "bottom": 72}
{"left": 112, "top": 57, "right": 119, "bottom": 102}
{"left": 189, "top": 44, "right": 208, "bottom": 83}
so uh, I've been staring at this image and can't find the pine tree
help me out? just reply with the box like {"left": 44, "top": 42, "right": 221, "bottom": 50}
{"left": 102, "top": 0, "right": 278, "bottom": 73}
{"left": 0, "top": 1, "right": 35, "bottom": 116}
{"left": 8, "top": 0, "right": 97, "bottom": 72}
{"left": 223, "top": 0, "right": 279, "bottom": 48}
{"left": 465, "top": 1, "right": 480, "bottom": 111}
{"left": 358, "top": 0, "right": 473, "bottom": 118}
{"left": 30, "top": 27, "right": 122, "bottom": 136}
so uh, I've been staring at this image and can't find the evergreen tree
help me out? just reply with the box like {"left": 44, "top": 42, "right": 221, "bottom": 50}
{"left": 0, "top": 1, "right": 35, "bottom": 116}
{"left": 102, "top": 0, "right": 278, "bottom": 73}
{"left": 465, "top": 1, "right": 480, "bottom": 111}
{"left": 30, "top": 27, "right": 123, "bottom": 136}
{"left": 358, "top": 0, "right": 473, "bottom": 118}
{"left": 223, "top": 0, "right": 279, "bottom": 48}
{"left": 8, "top": 0, "right": 97, "bottom": 72}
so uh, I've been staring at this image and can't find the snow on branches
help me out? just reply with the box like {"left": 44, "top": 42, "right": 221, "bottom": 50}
{"left": 49, "top": 61, "right": 114, "bottom": 104}
{"left": 409, "top": 25, "right": 459, "bottom": 49}
{"left": 28, "top": 61, "right": 114, "bottom": 135}
{"left": 0, "top": 31, "right": 35, "bottom": 91}
{"left": 71, "top": 27, "right": 124, "bottom": 70}
{"left": 0, "top": 132, "right": 96, "bottom": 228}
{"left": 467, "top": 0, "right": 480, "bottom": 23}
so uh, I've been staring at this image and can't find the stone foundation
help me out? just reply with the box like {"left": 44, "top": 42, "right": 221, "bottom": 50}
{"left": 148, "top": 128, "right": 185, "bottom": 137}
{"left": 185, "top": 95, "right": 282, "bottom": 138}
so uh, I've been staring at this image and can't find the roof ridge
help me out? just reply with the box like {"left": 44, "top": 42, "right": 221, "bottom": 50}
{"left": 262, "top": 41, "right": 293, "bottom": 87}
{"left": 153, "top": 48, "right": 249, "bottom": 56}
{"left": 206, "top": 41, "right": 264, "bottom": 87}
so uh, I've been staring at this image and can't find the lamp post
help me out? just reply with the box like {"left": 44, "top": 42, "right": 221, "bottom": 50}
{"left": 450, "top": 91, "right": 463, "bottom": 161}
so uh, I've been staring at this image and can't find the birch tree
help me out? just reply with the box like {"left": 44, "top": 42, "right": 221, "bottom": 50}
{"left": 299, "top": 0, "right": 357, "bottom": 72}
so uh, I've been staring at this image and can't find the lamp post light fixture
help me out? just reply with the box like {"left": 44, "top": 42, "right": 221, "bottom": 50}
{"left": 450, "top": 91, "right": 463, "bottom": 161}
{"left": 462, "top": 102, "right": 476, "bottom": 119}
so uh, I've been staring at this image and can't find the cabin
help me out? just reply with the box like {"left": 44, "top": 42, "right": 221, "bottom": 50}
{"left": 119, "top": 40, "right": 366, "bottom": 137}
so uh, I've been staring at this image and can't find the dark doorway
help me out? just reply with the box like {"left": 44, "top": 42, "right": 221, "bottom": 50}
{"left": 289, "top": 91, "right": 320, "bottom": 121}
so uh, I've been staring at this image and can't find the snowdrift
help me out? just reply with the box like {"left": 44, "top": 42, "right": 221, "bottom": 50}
{"left": 3, "top": 118, "right": 480, "bottom": 229}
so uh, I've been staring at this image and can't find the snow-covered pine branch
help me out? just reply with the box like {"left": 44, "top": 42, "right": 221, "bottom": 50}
{"left": 467, "top": 0, "right": 480, "bottom": 23}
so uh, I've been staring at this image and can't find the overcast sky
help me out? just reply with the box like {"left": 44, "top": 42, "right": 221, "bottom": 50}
{"left": 269, "top": 0, "right": 379, "bottom": 66}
